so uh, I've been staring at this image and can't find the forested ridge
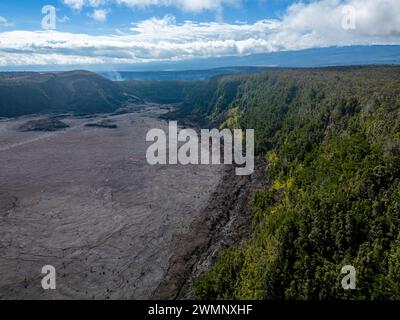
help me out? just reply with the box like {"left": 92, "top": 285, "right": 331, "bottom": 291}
{"left": 178, "top": 66, "right": 400, "bottom": 299}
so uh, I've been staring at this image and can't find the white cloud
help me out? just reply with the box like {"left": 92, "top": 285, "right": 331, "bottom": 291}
{"left": 273, "top": 0, "right": 400, "bottom": 51}
{"left": 89, "top": 0, "right": 107, "bottom": 7}
{"left": 63, "top": 0, "right": 86, "bottom": 10}
{"left": 0, "top": 16, "right": 13, "bottom": 27}
{"left": 89, "top": 9, "right": 110, "bottom": 22}
{"left": 0, "top": 0, "right": 399, "bottom": 66}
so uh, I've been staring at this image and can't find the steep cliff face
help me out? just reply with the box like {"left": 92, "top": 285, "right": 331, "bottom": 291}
{"left": 188, "top": 66, "right": 400, "bottom": 300}
{"left": 0, "top": 71, "right": 127, "bottom": 117}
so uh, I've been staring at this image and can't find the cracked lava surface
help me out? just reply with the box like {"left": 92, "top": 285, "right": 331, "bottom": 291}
{"left": 0, "top": 106, "right": 224, "bottom": 299}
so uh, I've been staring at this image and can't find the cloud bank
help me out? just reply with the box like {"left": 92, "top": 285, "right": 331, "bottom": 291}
{"left": 0, "top": 0, "right": 399, "bottom": 66}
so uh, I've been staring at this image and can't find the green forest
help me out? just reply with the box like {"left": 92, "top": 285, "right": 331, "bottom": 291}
{"left": 175, "top": 66, "right": 400, "bottom": 300}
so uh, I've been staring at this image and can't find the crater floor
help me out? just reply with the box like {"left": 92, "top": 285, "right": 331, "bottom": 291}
{"left": 0, "top": 106, "right": 224, "bottom": 299}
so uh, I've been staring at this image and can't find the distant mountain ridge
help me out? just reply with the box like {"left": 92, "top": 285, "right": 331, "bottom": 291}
{"left": 0, "top": 45, "right": 400, "bottom": 72}
{"left": 178, "top": 45, "right": 400, "bottom": 70}
{"left": 1, "top": 45, "right": 399, "bottom": 73}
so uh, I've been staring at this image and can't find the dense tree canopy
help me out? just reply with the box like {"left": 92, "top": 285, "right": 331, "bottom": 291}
{"left": 189, "top": 66, "right": 400, "bottom": 300}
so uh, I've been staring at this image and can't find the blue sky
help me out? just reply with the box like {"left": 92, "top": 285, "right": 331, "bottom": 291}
{"left": 0, "top": 0, "right": 399, "bottom": 69}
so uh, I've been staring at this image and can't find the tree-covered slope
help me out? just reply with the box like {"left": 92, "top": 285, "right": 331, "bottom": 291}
{"left": 0, "top": 71, "right": 127, "bottom": 117}
{"left": 190, "top": 66, "right": 400, "bottom": 299}
{"left": 119, "top": 80, "right": 201, "bottom": 104}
